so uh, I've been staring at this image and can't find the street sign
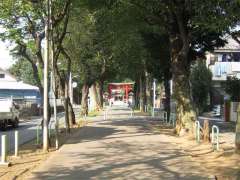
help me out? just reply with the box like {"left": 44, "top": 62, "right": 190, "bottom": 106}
{"left": 72, "top": 82, "right": 77, "bottom": 88}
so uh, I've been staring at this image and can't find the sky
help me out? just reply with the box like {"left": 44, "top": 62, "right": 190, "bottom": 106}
{"left": 0, "top": 41, "right": 14, "bottom": 70}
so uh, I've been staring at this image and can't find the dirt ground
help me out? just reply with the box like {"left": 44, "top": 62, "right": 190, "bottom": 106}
{"left": 149, "top": 121, "right": 240, "bottom": 180}
{"left": 0, "top": 120, "right": 88, "bottom": 180}
{"left": 1, "top": 114, "right": 240, "bottom": 180}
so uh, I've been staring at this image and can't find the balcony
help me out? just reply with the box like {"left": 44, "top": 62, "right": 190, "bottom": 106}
{"left": 209, "top": 62, "right": 240, "bottom": 81}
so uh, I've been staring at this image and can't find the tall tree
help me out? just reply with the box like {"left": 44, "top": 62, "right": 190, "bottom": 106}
{"left": 127, "top": 0, "right": 231, "bottom": 135}
{"left": 0, "top": 0, "right": 73, "bottom": 149}
{"left": 9, "top": 59, "right": 38, "bottom": 86}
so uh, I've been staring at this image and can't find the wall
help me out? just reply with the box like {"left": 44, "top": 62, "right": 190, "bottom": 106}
{"left": 230, "top": 102, "right": 238, "bottom": 122}
{"left": 0, "top": 69, "right": 16, "bottom": 82}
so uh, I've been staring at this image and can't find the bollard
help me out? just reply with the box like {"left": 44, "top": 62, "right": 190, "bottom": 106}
{"left": 0, "top": 135, "right": 10, "bottom": 166}
{"left": 152, "top": 107, "right": 155, "bottom": 117}
{"left": 48, "top": 122, "right": 52, "bottom": 138}
{"left": 36, "top": 124, "right": 41, "bottom": 145}
{"left": 195, "top": 121, "right": 200, "bottom": 143}
{"left": 163, "top": 111, "right": 167, "bottom": 123}
{"left": 14, "top": 131, "right": 19, "bottom": 157}
{"left": 106, "top": 109, "right": 108, "bottom": 119}
{"left": 108, "top": 109, "right": 111, "bottom": 119}
{"left": 144, "top": 105, "right": 147, "bottom": 113}
{"left": 211, "top": 125, "right": 219, "bottom": 151}
{"left": 131, "top": 108, "right": 134, "bottom": 117}
{"left": 169, "top": 113, "right": 173, "bottom": 125}
{"left": 104, "top": 109, "right": 108, "bottom": 120}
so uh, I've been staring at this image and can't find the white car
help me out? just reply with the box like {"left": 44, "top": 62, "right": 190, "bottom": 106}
{"left": 0, "top": 99, "right": 20, "bottom": 130}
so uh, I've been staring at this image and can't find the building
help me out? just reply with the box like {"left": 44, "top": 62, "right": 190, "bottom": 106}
{"left": 0, "top": 68, "right": 41, "bottom": 105}
{"left": 206, "top": 37, "right": 240, "bottom": 81}
{"left": 206, "top": 37, "right": 240, "bottom": 121}
{"left": 108, "top": 82, "right": 134, "bottom": 106}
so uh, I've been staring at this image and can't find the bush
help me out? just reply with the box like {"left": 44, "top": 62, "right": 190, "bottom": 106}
{"left": 190, "top": 61, "right": 212, "bottom": 113}
{"left": 225, "top": 76, "right": 240, "bottom": 102}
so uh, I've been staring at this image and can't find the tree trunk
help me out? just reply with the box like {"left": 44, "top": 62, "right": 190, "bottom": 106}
{"left": 143, "top": 73, "right": 147, "bottom": 109}
{"left": 91, "top": 83, "right": 101, "bottom": 111}
{"left": 164, "top": 79, "right": 171, "bottom": 121}
{"left": 170, "top": 32, "right": 196, "bottom": 135}
{"left": 134, "top": 78, "right": 139, "bottom": 108}
{"left": 203, "top": 119, "right": 210, "bottom": 142}
{"left": 172, "top": 61, "right": 196, "bottom": 135}
{"left": 68, "top": 100, "right": 76, "bottom": 125}
{"left": 169, "top": 8, "right": 197, "bottom": 135}
{"left": 96, "top": 80, "right": 104, "bottom": 109}
{"left": 139, "top": 75, "right": 145, "bottom": 112}
{"left": 145, "top": 72, "right": 152, "bottom": 107}
{"left": 81, "top": 83, "right": 89, "bottom": 116}
{"left": 64, "top": 80, "right": 70, "bottom": 132}
{"left": 236, "top": 104, "right": 240, "bottom": 151}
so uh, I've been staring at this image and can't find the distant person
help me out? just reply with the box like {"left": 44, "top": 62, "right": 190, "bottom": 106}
{"left": 128, "top": 101, "right": 131, "bottom": 108}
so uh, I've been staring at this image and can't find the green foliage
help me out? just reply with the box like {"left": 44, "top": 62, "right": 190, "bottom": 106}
{"left": 190, "top": 61, "right": 212, "bottom": 113}
{"left": 8, "top": 59, "right": 38, "bottom": 86}
{"left": 66, "top": 0, "right": 148, "bottom": 87}
{"left": 225, "top": 77, "right": 240, "bottom": 102}
{"left": 64, "top": 7, "right": 103, "bottom": 86}
{"left": 141, "top": 32, "right": 171, "bottom": 81}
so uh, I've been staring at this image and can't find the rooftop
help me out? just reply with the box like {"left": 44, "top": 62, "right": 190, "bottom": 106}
{"left": 215, "top": 36, "right": 240, "bottom": 53}
{"left": 0, "top": 81, "right": 39, "bottom": 90}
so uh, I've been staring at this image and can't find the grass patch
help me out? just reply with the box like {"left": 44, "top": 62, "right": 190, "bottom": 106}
{"left": 88, "top": 110, "right": 100, "bottom": 117}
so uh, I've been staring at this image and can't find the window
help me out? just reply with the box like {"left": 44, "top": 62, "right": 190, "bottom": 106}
{"left": 210, "top": 54, "right": 218, "bottom": 64}
{"left": 0, "top": 74, "right": 5, "bottom": 78}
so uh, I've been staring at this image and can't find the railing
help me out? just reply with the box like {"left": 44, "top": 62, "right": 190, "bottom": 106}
{"left": 209, "top": 62, "right": 240, "bottom": 80}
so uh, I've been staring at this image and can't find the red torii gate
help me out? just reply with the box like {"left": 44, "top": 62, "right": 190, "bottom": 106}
{"left": 108, "top": 83, "right": 134, "bottom": 101}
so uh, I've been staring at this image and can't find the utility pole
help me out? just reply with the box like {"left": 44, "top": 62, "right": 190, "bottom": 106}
{"left": 49, "top": 0, "right": 58, "bottom": 150}
{"left": 69, "top": 72, "right": 73, "bottom": 105}
{"left": 43, "top": 0, "right": 50, "bottom": 152}
{"left": 152, "top": 79, "right": 156, "bottom": 117}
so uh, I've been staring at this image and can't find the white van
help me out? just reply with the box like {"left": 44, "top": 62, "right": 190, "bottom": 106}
{"left": 0, "top": 98, "right": 19, "bottom": 130}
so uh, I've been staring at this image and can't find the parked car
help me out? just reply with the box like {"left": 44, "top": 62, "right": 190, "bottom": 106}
{"left": 0, "top": 98, "right": 20, "bottom": 130}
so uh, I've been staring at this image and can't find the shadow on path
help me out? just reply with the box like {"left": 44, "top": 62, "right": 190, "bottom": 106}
{"left": 29, "top": 108, "right": 211, "bottom": 180}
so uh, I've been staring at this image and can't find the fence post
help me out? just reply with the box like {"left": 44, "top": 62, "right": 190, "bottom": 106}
{"left": 211, "top": 125, "right": 219, "bottom": 151}
{"left": 144, "top": 105, "right": 147, "bottom": 113}
{"left": 152, "top": 107, "right": 155, "bottom": 117}
{"left": 0, "top": 135, "right": 10, "bottom": 166}
{"left": 195, "top": 121, "right": 200, "bottom": 143}
{"left": 14, "top": 131, "right": 19, "bottom": 157}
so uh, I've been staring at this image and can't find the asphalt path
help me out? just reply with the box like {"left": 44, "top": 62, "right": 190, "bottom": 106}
{"left": 29, "top": 105, "right": 210, "bottom": 180}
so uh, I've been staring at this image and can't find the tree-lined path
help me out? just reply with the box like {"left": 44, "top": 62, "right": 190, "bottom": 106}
{"left": 28, "top": 106, "right": 211, "bottom": 180}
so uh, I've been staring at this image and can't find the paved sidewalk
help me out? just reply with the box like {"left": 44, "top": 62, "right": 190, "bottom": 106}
{"left": 28, "top": 106, "right": 212, "bottom": 180}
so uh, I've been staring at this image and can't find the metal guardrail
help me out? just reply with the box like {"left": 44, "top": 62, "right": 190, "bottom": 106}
{"left": 169, "top": 113, "right": 176, "bottom": 127}
{"left": 159, "top": 111, "right": 176, "bottom": 127}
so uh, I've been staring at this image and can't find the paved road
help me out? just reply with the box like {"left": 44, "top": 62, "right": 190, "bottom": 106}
{"left": 0, "top": 107, "right": 80, "bottom": 153}
{"left": 28, "top": 106, "right": 211, "bottom": 180}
